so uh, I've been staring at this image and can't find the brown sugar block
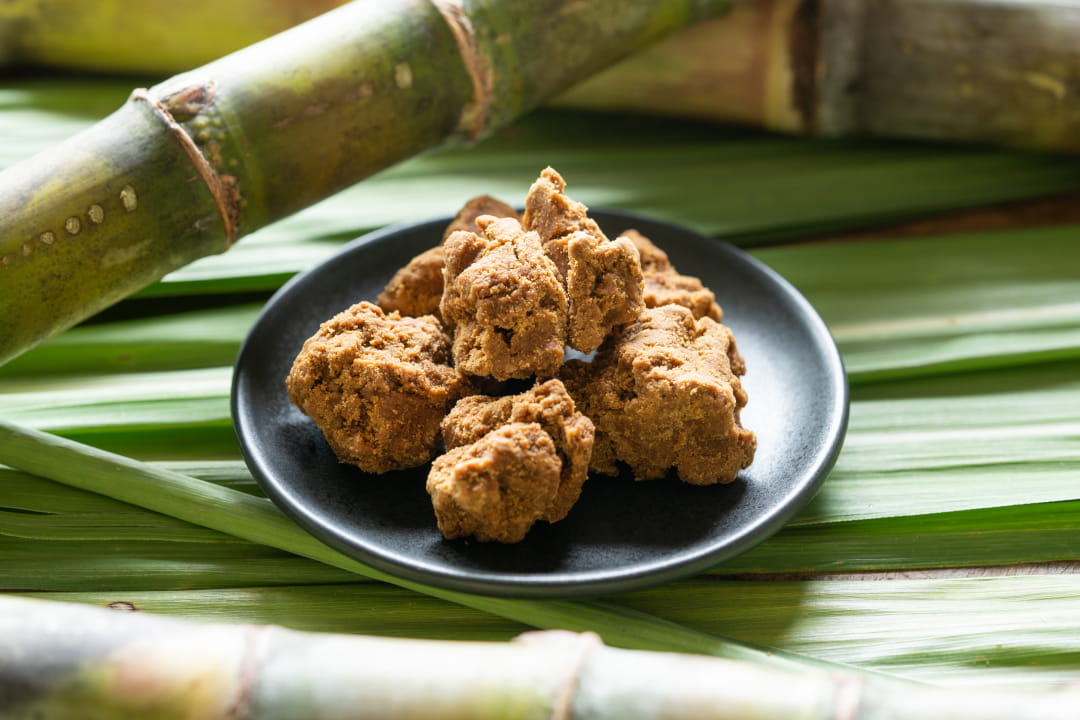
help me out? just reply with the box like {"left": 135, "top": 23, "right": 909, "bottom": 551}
{"left": 376, "top": 245, "right": 446, "bottom": 318}
{"left": 521, "top": 166, "right": 604, "bottom": 244}
{"left": 443, "top": 194, "right": 520, "bottom": 240}
{"left": 286, "top": 301, "right": 473, "bottom": 473}
{"left": 377, "top": 196, "right": 518, "bottom": 319}
{"left": 562, "top": 230, "right": 644, "bottom": 353}
{"left": 620, "top": 229, "right": 723, "bottom": 322}
{"left": 440, "top": 393, "right": 515, "bottom": 449}
{"left": 561, "top": 304, "right": 755, "bottom": 485}
{"left": 427, "top": 422, "right": 561, "bottom": 543}
{"left": 522, "top": 167, "right": 645, "bottom": 353}
{"left": 440, "top": 216, "right": 568, "bottom": 380}
{"left": 442, "top": 379, "right": 594, "bottom": 523}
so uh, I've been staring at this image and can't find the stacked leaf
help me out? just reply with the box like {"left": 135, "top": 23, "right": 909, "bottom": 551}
{"left": 3, "top": 47, "right": 1080, "bottom": 705}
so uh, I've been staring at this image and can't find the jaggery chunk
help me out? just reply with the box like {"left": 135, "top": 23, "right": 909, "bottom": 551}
{"left": 440, "top": 216, "right": 567, "bottom": 380}
{"left": 621, "top": 229, "right": 723, "bottom": 322}
{"left": 442, "top": 379, "right": 594, "bottom": 523}
{"left": 443, "top": 194, "right": 520, "bottom": 240}
{"left": 376, "top": 246, "right": 446, "bottom": 318}
{"left": 286, "top": 301, "right": 473, "bottom": 473}
{"left": 427, "top": 422, "right": 561, "bottom": 543}
{"left": 561, "top": 304, "right": 755, "bottom": 485}
{"left": 377, "top": 196, "right": 519, "bottom": 319}
{"left": 522, "top": 167, "right": 605, "bottom": 244}
{"left": 563, "top": 231, "right": 644, "bottom": 352}
{"left": 523, "top": 167, "right": 644, "bottom": 353}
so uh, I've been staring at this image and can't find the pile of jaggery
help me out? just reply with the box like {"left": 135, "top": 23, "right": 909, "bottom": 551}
{"left": 286, "top": 168, "right": 756, "bottom": 544}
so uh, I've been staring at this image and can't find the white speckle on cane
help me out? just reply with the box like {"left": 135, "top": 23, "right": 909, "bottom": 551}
{"left": 64, "top": 216, "right": 81, "bottom": 235}
{"left": 39, "top": 231, "right": 55, "bottom": 245}
{"left": 0, "top": 255, "right": 11, "bottom": 267}
{"left": 22, "top": 242, "right": 34, "bottom": 256}
{"left": 121, "top": 184, "right": 138, "bottom": 212}
{"left": 88, "top": 204, "right": 105, "bottom": 224}
{"left": 394, "top": 62, "right": 413, "bottom": 90}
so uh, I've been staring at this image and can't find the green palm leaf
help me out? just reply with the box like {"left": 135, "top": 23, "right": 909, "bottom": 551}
{"left": 3, "top": 64, "right": 1080, "bottom": 702}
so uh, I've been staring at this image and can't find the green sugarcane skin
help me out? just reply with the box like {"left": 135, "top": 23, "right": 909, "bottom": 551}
{"left": 4, "top": 594, "right": 1080, "bottom": 720}
{"left": 0, "top": 101, "right": 225, "bottom": 366}
{"left": 173, "top": 0, "right": 480, "bottom": 234}
{"left": 0, "top": 0, "right": 730, "bottom": 367}
{"left": 0, "top": 0, "right": 469, "bottom": 365}
{"left": 0, "top": 0, "right": 349, "bottom": 74}
{"left": 6, "top": 0, "right": 1080, "bottom": 154}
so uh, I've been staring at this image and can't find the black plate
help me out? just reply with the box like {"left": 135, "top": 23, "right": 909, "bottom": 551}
{"left": 232, "top": 210, "right": 848, "bottom": 598}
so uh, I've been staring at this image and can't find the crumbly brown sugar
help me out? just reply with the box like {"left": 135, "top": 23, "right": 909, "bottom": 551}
{"left": 286, "top": 301, "right": 473, "bottom": 473}
{"left": 427, "top": 422, "right": 562, "bottom": 543}
{"left": 523, "top": 167, "right": 644, "bottom": 353}
{"left": 621, "top": 228, "right": 723, "bottom": 322}
{"left": 440, "top": 216, "right": 568, "bottom": 380}
{"left": 562, "top": 304, "right": 755, "bottom": 485}
{"left": 376, "top": 245, "right": 447, "bottom": 318}
{"left": 442, "top": 378, "right": 594, "bottom": 524}
{"left": 377, "top": 195, "right": 520, "bottom": 319}
{"left": 290, "top": 168, "right": 755, "bottom": 544}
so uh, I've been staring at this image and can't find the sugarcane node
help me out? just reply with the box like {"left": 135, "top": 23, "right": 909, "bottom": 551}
{"left": 430, "top": 0, "right": 493, "bottom": 140}
{"left": 159, "top": 82, "right": 218, "bottom": 122}
{"left": 513, "top": 630, "right": 602, "bottom": 720}
{"left": 206, "top": 141, "right": 224, "bottom": 169}
{"left": 130, "top": 86, "right": 240, "bottom": 246}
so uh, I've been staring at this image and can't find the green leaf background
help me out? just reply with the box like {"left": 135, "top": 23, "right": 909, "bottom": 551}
{"left": 2, "top": 75, "right": 1079, "bottom": 692}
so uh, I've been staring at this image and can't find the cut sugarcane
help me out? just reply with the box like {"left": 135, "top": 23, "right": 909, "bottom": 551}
{"left": 4, "top": 0, "right": 1077, "bottom": 153}
{"left": 0, "top": 0, "right": 729, "bottom": 366}
{"left": 557, "top": 0, "right": 1080, "bottom": 152}
{"left": 3, "top": 594, "right": 1080, "bottom": 720}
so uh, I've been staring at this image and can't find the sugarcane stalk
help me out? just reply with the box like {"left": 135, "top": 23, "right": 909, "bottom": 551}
{"left": 5, "top": 0, "right": 1079, "bottom": 154}
{"left": 556, "top": 0, "right": 1080, "bottom": 152}
{"left": 0, "top": 0, "right": 731, "bottom": 367}
{"left": 0, "top": 417, "right": 872, "bottom": 680}
{"left": 2, "top": 594, "right": 1079, "bottom": 720}
{"left": 0, "top": 0, "right": 348, "bottom": 74}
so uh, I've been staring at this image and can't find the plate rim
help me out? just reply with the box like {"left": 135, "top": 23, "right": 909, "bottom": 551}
{"left": 231, "top": 209, "right": 849, "bottom": 598}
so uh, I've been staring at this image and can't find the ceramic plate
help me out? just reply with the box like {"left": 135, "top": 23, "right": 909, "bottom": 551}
{"left": 232, "top": 210, "right": 848, "bottom": 598}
